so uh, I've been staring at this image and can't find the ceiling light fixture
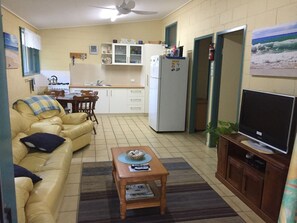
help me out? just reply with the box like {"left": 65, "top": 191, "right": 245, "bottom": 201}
{"left": 111, "top": 15, "right": 117, "bottom": 22}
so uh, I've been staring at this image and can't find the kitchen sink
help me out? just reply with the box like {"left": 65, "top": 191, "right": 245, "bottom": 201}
{"left": 97, "top": 84, "right": 111, "bottom": 87}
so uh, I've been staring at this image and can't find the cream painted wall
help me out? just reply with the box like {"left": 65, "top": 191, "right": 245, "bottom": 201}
{"left": 40, "top": 21, "right": 162, "bottom": 70}
{"left": 162, "top": 0, "right": 297, "bottom": 96}
{"left": 2, "top": 8, "right": 39, "bottom": 105}
{"left": 2, "top": 9, "right": 163, "bottom": 104}
{"left": 3, "top": 0, "right": 297, "bottom": 104}
{"left": 40, "top": 21, "right": 162, "bottom": 86}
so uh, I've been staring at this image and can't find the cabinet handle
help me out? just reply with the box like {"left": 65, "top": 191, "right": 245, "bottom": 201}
{"left": 130, "top": 99, "right": 141, "bottom": 102}
{"left": 106, "top": 90, "right": 108, "bottom": 96}
{"left": 111, "top": 90, "right": 112, "bottom": 97}
{"left": 131, "top": 90, "right": 142, "bottom": 93}
{"left": 130, "top": 106, "right": 141, "bottom": 110}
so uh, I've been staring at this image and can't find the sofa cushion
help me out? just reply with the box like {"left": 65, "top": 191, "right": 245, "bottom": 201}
{"left": 14, "top": 164, "right": 42, "bottom": 184}
{"left": 20, "top": 133, "right": 65, "bottom": 153}
{"left": 15, "top": 177, "right": 34, "bottom": 223}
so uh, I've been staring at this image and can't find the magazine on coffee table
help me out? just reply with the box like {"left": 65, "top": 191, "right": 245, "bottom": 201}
{"left": 126, "top": 184, "right": 154, "bottom": 200}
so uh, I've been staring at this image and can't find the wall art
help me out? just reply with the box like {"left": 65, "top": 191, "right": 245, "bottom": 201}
{"left": 250, "top": 21, "right": 297, "bottom": 77}
{"left": 4, "top": 32, "right": 19, "bottom": 69}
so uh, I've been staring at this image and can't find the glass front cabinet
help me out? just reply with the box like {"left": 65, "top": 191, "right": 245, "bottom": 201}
{"left": 112, "top": 44, "right": 143, "bottom": 65}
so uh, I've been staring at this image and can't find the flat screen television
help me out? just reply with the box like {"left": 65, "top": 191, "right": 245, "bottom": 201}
{"left": 239, "top": 89, "right": 297, "bottom": 154}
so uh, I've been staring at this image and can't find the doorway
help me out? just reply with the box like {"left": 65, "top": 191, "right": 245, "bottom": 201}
{"left": 208, "top": 26, "right": 246, "bottom": 147}
{"left": 188, "top": 35, "right": 213, "bottom": 133}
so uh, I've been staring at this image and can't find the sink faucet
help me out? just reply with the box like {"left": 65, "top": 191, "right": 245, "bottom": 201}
{"left": 97, "top": 80, "right": 103, "bottom": 85}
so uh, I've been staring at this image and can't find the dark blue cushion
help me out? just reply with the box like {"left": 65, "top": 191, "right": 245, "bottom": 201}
{"left": 14, "top": 164, "right": 42, "bottom": 184}
{"left": 20, "top": 132, "right": 65, "bottom": 153}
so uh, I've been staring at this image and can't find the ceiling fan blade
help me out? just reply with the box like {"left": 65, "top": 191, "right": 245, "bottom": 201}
{"left": 90, "top": 5, "right": 117, "bottom": 11}
{"left": 116, "top": 5, "right": 130, "bottom": 14}
{"left": 126, "top": 0, "right": 135, "bottom": 9}
{"left": 131, "top": 10, "right": 158, "bottom": 15}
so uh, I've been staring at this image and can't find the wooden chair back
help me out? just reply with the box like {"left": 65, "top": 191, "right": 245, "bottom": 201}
{"left": 81, "top": 90, "right": 98, "bottom": 96}
{"left": 73, "top": 95, "right": 99, "bottom": 134}
{"left": 44, "top": 90, "right": 65, "bottom": 98}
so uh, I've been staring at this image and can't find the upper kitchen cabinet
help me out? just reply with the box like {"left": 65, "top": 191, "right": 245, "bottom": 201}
{"left": 112, "top": 43, "right": 143, "bottom": 65}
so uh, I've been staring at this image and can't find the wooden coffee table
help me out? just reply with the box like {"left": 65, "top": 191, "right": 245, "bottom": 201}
{"left": 111, "top": 146, "right": 169, "bottom": 220}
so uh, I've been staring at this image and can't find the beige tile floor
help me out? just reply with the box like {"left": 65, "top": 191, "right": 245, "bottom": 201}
{"left": 57, "top": 114, "right": 265, "bottom": 223}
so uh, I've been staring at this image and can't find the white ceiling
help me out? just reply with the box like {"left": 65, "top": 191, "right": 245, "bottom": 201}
{"left": 1, "top": 0, "right": 191, "bottom": 29}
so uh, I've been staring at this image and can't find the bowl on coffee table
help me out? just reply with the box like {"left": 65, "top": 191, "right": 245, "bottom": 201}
{"left": 126, "top": 149, "right": 145, "bottom": 161}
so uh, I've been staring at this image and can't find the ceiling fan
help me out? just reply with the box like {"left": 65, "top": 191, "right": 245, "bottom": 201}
{"left": 92, "top": 0, "right": 158, "bottom": 15}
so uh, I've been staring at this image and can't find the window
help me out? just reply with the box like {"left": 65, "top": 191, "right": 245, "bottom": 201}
{"left": 165, "top": 22, "right": 177, "bottom": 48}
{"left": 20, "top": 27, "right": 41, "bottom": 76}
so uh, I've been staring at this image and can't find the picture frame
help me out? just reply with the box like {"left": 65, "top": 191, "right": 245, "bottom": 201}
{"left": 3, "top": 32, "right": 19, "bottom": 69}
{"left": 89, "top": 45, "right": 98, "bottom": 55}
{"left": 250, "top": 21, "right": 297, "bottom": 77}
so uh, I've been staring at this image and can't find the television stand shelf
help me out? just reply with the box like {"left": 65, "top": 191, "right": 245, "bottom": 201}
{"left": 216, "top": 133, "right": 291, "bottom": 223}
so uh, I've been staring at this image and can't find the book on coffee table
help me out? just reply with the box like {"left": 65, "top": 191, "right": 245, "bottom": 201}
{"left": 126, "top": 184, "right": 154, "bottom": 200}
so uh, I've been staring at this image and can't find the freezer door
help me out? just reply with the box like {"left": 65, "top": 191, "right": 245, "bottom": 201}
{"left": 148, "top": 77, "right": 160, "bottom": 131}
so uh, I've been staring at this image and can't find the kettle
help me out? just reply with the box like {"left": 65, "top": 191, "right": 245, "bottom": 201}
{"left": 48, "top": 75, "right": 58, "bottom": 84}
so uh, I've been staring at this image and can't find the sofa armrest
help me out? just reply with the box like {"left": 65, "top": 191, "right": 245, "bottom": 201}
{"left": 15, "top": 177, "right": 34, "bottom": 223}
{"left": 27, "top": 123, "right": 62, "bottom": 135}
{"left": 61, "top": 113, "right": 88, "bottom": 125}
{"left": 26, "top": 202, "right": 56, "bottom": 223}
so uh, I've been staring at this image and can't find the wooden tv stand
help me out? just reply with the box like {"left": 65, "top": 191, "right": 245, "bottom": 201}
{"left": 216, "top": 133, "right": 291, "bottom": 223}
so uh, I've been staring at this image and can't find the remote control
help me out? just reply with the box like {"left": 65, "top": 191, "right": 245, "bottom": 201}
{"left": 131, "top": 164, "right": 150, "bottom": 168}
{"left": 134, "top": 166, "right": 149, "bottom": 170}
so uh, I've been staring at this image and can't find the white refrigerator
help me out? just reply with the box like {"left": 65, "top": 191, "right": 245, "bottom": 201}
{"left": 149, "top": 55, "right": 189, "bottom": 132}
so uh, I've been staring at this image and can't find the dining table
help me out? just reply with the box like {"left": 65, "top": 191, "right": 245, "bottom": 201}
{"left": 56, "top": 93, "right": 81, "bottom": 113}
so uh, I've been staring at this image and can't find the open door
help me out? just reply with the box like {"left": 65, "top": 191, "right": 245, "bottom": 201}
{"left": 207, "top": 26, "right": 246, "bottom": 147}
{"left": 188, "top": 34, "right": 213, "bottom": 133}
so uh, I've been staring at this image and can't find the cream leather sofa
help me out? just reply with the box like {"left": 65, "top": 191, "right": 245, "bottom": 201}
{"left": 13, "top": 98, "right": 94, "bottom": 152}
{"left": 10, "top": 108, "right": 72, "bottom": 223}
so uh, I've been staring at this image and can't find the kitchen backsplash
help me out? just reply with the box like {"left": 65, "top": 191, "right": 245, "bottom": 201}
{"left": 69, "top": 63, "right": 143, "bottom": 86}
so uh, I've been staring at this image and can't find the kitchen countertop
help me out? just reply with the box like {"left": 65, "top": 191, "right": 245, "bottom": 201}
{"left": 70, "top": 85, "right": 145, "bottom": 88}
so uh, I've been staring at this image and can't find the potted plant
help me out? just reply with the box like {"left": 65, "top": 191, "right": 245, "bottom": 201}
{"left": 204, "top": 120, "right": 238, "bottom": 146}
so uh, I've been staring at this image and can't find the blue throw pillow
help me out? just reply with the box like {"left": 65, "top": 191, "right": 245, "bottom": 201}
{"left": 14, "top": 164, "right": 42, "bottom": 184}
{"left": 20, "top": 133, "right": 65, "bottom": 153}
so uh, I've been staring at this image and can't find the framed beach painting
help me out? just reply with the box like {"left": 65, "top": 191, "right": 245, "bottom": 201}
{"left": 3, "top": 32, "right": 19, "bottom": 69}
{"left": 250, "top": 21, "right": 297, "bottom": 77}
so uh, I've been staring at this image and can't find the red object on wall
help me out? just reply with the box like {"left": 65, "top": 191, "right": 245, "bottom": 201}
{"left": 208, "top": 43, "right": 215, "bottom": 61}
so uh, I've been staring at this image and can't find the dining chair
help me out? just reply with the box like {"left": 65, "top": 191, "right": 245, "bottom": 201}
{"left": 44, "top": 90, "right": 70, "bottom": 113}
{"left": 44, "top": 89, "right": 65, "bottom": 97}
{"left": 73, "top": 95, "right": 99, "bottom": 134}
{"left": 81, "top": 90, "right": 98, "bottom": 96}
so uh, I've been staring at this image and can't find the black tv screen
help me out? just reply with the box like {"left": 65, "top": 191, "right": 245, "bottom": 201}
{"left": 239, "top": 89, "right": 297, "bottom": 154}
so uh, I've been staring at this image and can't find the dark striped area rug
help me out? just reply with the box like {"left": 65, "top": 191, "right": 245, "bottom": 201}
{"left": 78, "top": 157, "right": 244, "bottom": 223}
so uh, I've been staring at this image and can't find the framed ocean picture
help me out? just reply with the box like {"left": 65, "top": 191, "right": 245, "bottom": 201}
{"left": 3, "top": 32, "right": 19, "bottom": 69}
{"left": 250, "top": 22, "right": 297, "bottom": 77}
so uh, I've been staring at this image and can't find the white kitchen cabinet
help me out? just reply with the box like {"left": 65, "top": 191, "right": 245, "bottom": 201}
{"left": 109, "top": 89, "right": 128, "bottom": 113}
{"left": 112, "top": 44, "right": 143, "bottom": 65}
{"left": 127, "top": 89, "right": 145, "bottom": 113}
{"left": 69, "top": 87, "right": 144, "bottom": 114}
{"left": 97, "top": 89, "right": 110, "bottom": 113}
